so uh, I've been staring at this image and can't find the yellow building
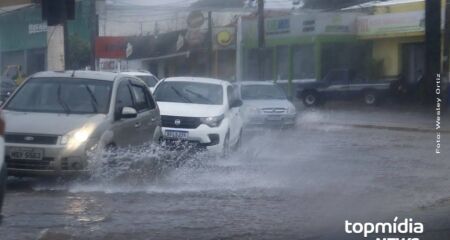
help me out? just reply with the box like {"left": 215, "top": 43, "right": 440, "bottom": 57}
{"left": 351, "top": 0, "right": 446, "bottom": 87}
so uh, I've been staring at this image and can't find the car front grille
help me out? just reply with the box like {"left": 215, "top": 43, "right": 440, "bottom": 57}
{"left": 161, "top": 115, "right": 201, "bottom": 129}
{"left": 5, "top": 133, "right": 59, "bottom": 145}
{"left": 261, "top": 108, "right": 287, "bottom": 114}
{"left": 6, "top": 156, "right": 54, "bottom": 170}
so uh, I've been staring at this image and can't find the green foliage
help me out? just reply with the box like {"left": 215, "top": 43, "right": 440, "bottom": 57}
{"left": 67, "top": 34, "right": 90, "bottom": 70}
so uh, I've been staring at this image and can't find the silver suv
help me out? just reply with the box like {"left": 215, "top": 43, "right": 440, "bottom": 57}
{"left": 2, "top": 71, "right": 161, "bottom": 176}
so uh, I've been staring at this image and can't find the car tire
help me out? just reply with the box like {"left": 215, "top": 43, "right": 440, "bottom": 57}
{"left": 363, "top": 91, "right": 378, "bottom": 106}
{"left": 221, "top": 133, "right": 230, "bottom": 158}
{"left": 0, "top": 164, "right": 6, "bottom": 215}
{"left": 302, "top": 91, "right": 321, "bottom": 107}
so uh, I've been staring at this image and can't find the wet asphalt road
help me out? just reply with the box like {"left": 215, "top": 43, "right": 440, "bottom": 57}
{"left": 1, "top": 108, "right": 449, "bottom": 240}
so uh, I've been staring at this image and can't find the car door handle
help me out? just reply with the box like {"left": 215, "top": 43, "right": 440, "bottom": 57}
{"left": 151, "top": 117, "right": 157, "bottom": 122}
{"left": 134, "top": 122, "right": 142, "bottom": 128}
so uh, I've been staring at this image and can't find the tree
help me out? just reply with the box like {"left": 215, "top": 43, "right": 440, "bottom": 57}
{"left": 67, "top": 34, "right": 90, "bottom": 70}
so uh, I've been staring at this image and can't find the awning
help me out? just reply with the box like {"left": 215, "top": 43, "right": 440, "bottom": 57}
{"left": 139, "top": 51, "right": 191, "bottom": 62}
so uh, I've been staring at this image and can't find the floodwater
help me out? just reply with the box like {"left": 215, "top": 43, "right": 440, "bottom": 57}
{"left": 1, "top": 109, "right": 449, "bottom": 240}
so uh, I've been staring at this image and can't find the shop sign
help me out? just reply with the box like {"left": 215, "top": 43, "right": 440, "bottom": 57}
{"left": 95, "top": 37, "right": 127, "bottom": 59}
{"left": 213, "top": 27, "right": 236, "bottom": 49}
{"left": 266, "top": 18, "right": 290, "bottom": 35}
{"left": 187, "top": 11, "right": 205, "bottom": 29}
{"left": 357, "top": 11, "right": 425, "bottom": 36}
{"left": 28, "top": 23, "right": 47, "bottom": 34}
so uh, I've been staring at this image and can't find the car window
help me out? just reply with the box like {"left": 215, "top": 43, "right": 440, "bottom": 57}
{"left": 5, "top": 77, "right": 112, "bottom": 114}
{"left": 130, "top": 84, "right": 151, "bottom": 112}
{"left": 135, "top": 75, "right": 159, "bottom": 87}
{"left": 241, "top": 84, "right": 287, "bottom": 100}
{"left": 154, "top": 81, "right": 223, "bottom": 105}
{"left": 115, "top": 81, "right": 134, "bottom": 110}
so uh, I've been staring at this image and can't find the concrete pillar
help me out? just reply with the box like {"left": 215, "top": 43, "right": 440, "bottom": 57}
{"left": 46, "top": 25, "right": 65, "bottom": 71}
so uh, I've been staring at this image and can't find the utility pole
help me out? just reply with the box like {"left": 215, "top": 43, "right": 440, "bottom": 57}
{"left": 257, "top": 0, "right": 265, "bottom": 80}
{"left": 90, "top": 0, "right": 97, "bottom": 70}
{"left": 424, "top": 0, "right": 441, "bottom": 103}
{"left": 207, "top": 11, "right": 213, "bottom": 77}
{"left": 443, "top": 0, "right": 450, "bottom": 107}
{"left": 63, "top": 21, "right": 70, "bottom": 70}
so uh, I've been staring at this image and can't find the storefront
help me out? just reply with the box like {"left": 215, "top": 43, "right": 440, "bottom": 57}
{"left": 356, "top": 8, "right": 426, "bottom": 85}
{"left": 97, "top": 26, "right": 237, "bottom": 80}
{"left": 0, "top": 1, "right": 92, "bottom": 77}
{"left": 238, "top": 12, "right": 366, "bottom": 90}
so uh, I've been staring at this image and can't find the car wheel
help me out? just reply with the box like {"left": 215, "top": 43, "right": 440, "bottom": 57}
{"left": 302, "top": 91, "right": 320, "bottom": 107}
{"left": 221, "top": 133, "right": 230, "bottom": 158}
{"left": 364, "top": 91, "right": 377, "bottom": 105}
{"left": 0, "top": 164, "right": 6, "bottom": 215}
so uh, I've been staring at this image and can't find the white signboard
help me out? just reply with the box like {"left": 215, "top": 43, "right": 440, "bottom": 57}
{"left": 357, "top": 11, "right": 425, "bottom": 36}
{"left": 28, "top": 23, "right": 48, "bottom": 34}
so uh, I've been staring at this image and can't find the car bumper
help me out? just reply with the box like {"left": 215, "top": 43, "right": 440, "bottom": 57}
{"left": 161, "top": 123, "right": 227, "bottom": 154}
{"left": 244, "top": 113, "right": 297, "bottom": 127}
{"left": 5, "top": 139, "right": 97, "bottom": 176}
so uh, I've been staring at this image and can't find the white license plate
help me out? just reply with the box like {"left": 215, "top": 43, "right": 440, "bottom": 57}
{"left": 165, "top": 130, "right": 189, "bottom": 139}
{"left": 266, "top": 115, "right": 282, "bottom": 121}
{"left": 10, "top": 148, "right": 44, "bottom": 161}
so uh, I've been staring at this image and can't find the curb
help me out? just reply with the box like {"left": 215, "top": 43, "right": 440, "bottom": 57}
{"left": 313, "top": 122, "right": 450, "bottom": 133}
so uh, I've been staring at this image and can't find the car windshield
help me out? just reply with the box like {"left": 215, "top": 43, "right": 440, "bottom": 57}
{"left": 154, "top": 81, "right": 223, "bottom": 105}
{"left": 135, "top": 75, "right": 158, "bottom": 87}
{"left": 5, "top": 77, "right": 112, "bottom": 114}
{"left": 241, "top": 84, "right": 287, "bottom": 100}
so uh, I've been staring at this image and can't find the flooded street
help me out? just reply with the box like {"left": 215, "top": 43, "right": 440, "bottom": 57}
{"left": 0, "top": 108, "right": 449, "bottom": 240}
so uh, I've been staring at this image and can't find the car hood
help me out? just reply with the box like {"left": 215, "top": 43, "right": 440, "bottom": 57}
{"left": 157, "top": 102, "right": 225, "bottom": 117}
{"left": 3, "top": 110, "right": 107, "bottom": 135}
{"left": 242, "top": 99, "right": 294, "bottom": 110}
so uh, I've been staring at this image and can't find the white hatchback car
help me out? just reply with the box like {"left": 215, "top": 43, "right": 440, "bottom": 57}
{"left": 153, "top": 77, "right": 243, "bottom": 155}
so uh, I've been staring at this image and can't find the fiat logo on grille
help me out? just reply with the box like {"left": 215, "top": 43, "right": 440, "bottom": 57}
{"left": 174, "top": 119, "right": 181, "bottom": 126}
{"left": 24, "top": 136, "right": 34, "bottom": 141}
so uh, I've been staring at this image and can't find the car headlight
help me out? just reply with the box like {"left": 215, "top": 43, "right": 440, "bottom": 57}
{"left": 61, "top": 129, "right": 91, "bottom": 145}
{"left": 200, "top": 114, "right": 225, "bottom": 127}
{"left": 287, "top": 106, "right": 297, "bottom": 114}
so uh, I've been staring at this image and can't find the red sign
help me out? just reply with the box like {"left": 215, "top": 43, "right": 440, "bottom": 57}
{"left": 95, "top": 37, "right": 127, "bottom": 59}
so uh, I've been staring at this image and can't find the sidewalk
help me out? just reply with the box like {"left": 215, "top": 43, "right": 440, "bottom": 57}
{"left": 294, "top": 100, "right": 450, "bottom": 133}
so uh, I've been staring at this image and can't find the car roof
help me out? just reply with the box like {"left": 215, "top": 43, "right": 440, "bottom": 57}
{"left": 121, "top": 71, "right": 155, "bottom": 77}
{"left": 239, "top": 81, "right": 276, "bottom": 86}
{"left": 31, "top": 70, "right": 128, "bottom": 82}
{"left": 162, "top": 77, "right": 229, "bottom": 85}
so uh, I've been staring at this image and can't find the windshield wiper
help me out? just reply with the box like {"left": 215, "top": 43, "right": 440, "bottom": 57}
{"left": 184, "top": 89, "right": 213, "bottom": 104}
{"left": 84, "top": 85, "right": 99, "bottom": 113}
{"left": 57, "top": 84, "right": 71, "bottom": 114}
{"left": 170, "top": 86, "right": 192, "bottom": 103}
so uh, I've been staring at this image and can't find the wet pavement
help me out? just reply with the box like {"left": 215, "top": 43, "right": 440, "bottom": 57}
{"left": 1, "top": 107, "right": 449, "bottom": 240}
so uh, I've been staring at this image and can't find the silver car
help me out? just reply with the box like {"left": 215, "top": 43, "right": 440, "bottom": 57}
{"left": 2, "top": 71, "right": 161, "bottom": 176}
{"left": 238, "top": 81, "right": 297, "bottom": 128}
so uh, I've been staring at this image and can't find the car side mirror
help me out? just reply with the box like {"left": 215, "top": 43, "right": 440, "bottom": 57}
{"left": 230, "top": 99, "right": 243, "bottom": 108}
{"left": 120, "top": 107, "right": 138, "bottom": 119}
